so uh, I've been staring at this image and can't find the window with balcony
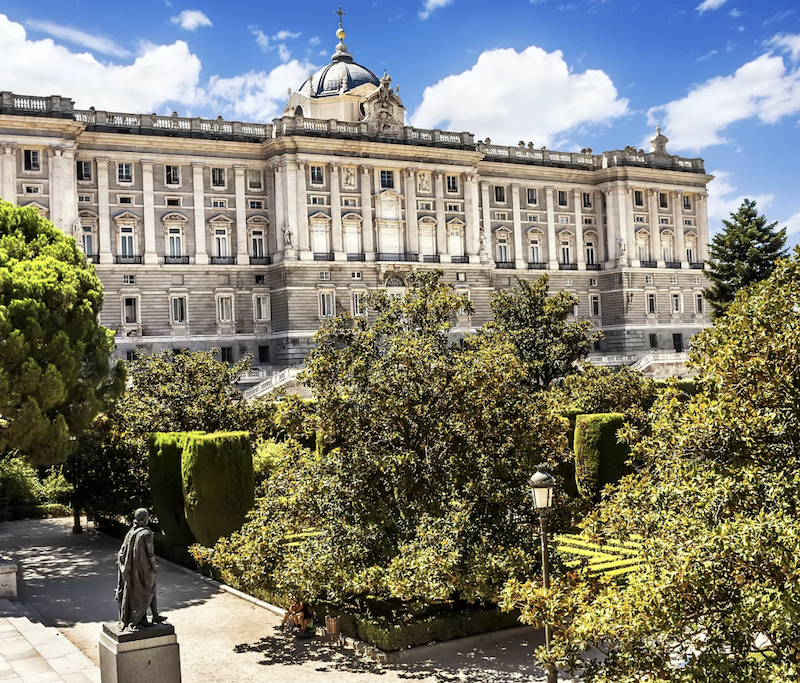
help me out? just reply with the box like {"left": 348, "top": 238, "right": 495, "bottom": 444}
{"left": 585, "top": 240, "right": 596, "bottom": 266}
{"left": 251, "top": 230, "right": 265, "bottom": 258}
{"left": 24, "top": 150, "right": 40, "bottom": 172}
{"left": 168, "top": 228, "right": 182, "bottom": 257}
{"left": 120, "top": 227, "right": 135, "bottom": 257}
{"left": 81, "top": 228, "right": 94, "bottom": 257}
{"left": 529, "top": 239, "right": 541, "bottom": 264}
{"left": 560, "top": 240, "right": 572, "bottom": 264}
{"left": 214, "top": 229, "right": 229, "bottom": 258}
{"left": 496, "top": 235, "right": 509, "bottom": 262}
{"left": 166, "top": 165, "right": 180, "bottom": 185}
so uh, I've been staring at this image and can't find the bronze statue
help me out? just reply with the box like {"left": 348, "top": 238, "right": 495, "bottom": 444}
{"left": 115, "top": 508, "right": 166, "bottom": 630}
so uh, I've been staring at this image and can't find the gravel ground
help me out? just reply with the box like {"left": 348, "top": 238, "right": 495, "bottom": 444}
{"left": 0, "top": 517, "right": 570, "bottom": 683}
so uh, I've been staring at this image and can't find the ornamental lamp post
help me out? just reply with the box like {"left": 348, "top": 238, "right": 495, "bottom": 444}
{"left": 530, "top": 469, "right": 557, "bottom": 683}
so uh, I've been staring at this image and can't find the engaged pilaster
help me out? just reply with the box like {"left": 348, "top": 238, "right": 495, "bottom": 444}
{"left": 96, "top": 158, "right": 113, "bottom": 264}
{"left": 141, "top": 160, "right": 158, "bottom": 265}
{"left": 234, "top": 166, "right": 249, "bottom": 265}
{"left": 192, "top": 164, "right": 209, "bottom": 265}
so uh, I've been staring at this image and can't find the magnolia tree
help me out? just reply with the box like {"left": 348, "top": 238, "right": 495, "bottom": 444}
{"left": 503, "top": 249, "right": 800, "bottom": 683}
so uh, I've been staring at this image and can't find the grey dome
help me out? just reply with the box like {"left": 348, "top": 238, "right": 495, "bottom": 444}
{"left": 299, "top": 40, "right": 379, "bottom": 98}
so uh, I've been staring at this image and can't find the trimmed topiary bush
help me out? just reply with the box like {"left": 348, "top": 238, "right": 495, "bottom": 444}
{"left": 148, "top": 432, "right": 203, "bottom": 546}
{"left": 574, "top": 413, "right": 630, "bottom": 501}
{"left": 182, "top": 432, "right": 254, "bottom": 547}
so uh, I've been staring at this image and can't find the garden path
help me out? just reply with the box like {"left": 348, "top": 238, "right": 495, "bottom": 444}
{"left": 0, "top": 517, "right": 573, "bottom": 683}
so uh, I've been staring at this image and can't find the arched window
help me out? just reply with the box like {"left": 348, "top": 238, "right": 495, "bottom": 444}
{"left": 661, "top": 230, "right": 675, "bottom": 263}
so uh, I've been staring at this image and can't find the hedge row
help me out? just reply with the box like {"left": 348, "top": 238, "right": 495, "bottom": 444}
{"left": 574, "top": 413, "right": 630, "bottom": 502}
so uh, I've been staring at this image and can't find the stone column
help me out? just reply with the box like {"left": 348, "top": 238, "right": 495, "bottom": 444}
{"left": 273, "top": 164, "right": 286, "bottom": 257}
{"left": 48, "top": 146, "right": 67, "bottom": 232}
{"left": 593, "top": 190, "right": 603, "bottom": 260}
{"left": 697, "top": 192, "right": 709, "bottom": 262}
{"left": 480, "top": 181, "right": 492, "bottom": 262}
{"left": 673, "top": 191, "right": 687, "bottom": 267}
{"left": 620, "top": 186, "right": 634, "bottom": 267}
{"left": 574, "top": 189, "right": 585, "bottom": 269}
{"left": 234, "top": 166, "right": 248, "bottom": 265}
{"left": 0, "top": 144, "right": 16, "bottom": 202}
{"left": 646, "top": 190, "right": 660, "bottom": 266}
{"left": 603, "top": 189, "right": 616, "bottom": 267}
{"left": 511, "top": 184, "right": 525, "bottom": 269}
{"left": 96, "top": 158, "right": 113, "bottom": 264}
{"left": 192, "top": 164, "right": 208, "bottom": 265}
{"left": 405, "top": 169, "right": 418, "bottom": 255}
{"left": 360, "top": 167, "right": 374, "bottom": 260}
{"left": 434, "top": 172, "right": 449, "bottom": 261}
{"left": 466, "top": 173, "right": 480, "bottom": 263}
{"left": 545, "top": 186, "right": 558, "bottom": 269}
{"left": 295, "top": 162, "right": 310, "bottom": 257}
{"left": 330, "top": 164, "right": 344, "bottom": 259}
{"left": 141, "top": 160, "right": 158, "bottom": 264}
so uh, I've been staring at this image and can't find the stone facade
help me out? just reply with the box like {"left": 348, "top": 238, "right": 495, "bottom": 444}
{"left": 0, "top": 34, "right": 712, "bottom": 370}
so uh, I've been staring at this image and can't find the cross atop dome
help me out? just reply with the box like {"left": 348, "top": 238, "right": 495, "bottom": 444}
{"left": 331, "top": 5, "right": 353, "bottom": 63}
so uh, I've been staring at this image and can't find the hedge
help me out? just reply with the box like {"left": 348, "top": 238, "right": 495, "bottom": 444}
{"left": 182, "top": 432, "right": 254, "bottom": 547}
{"left": 148, "top": 432, "right": 203, "bottom": 547}
{"left": 574, "top": 413, "right": 630, "bottom": 501}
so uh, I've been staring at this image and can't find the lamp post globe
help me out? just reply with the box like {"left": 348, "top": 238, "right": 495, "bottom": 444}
{"left": 530, "top": 469, "right": 555, "bottom": 511}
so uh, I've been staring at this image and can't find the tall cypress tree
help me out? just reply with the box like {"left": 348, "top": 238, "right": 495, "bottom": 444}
{"left": 706, "top": 198, "right": 787, "bottom": 318}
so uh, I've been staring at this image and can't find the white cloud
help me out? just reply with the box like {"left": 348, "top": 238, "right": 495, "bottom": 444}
{"left": 782, "top": 211, "right": 800, "bottom": 235}
{"left": 207, "top": 60, "right": 315, "bottom": 122}
{"left": 419, "top": 0, "right": 453, "bottom": 20}
{"left": 706, "top": 170, "right": 774, "bottom": 230}
{"left": 697, "top": 49, "right": 718, "bottom": 61}
{"left": 769, "top": 33, "right": 800, "bottom": 61}
{"left": 729, "top": 8, "right": 742, "bottom": 18}
{"left": 278, "top": 44, "right": 291, "bottom": 63}
{"left": 696, "top": 0, "right": 729, "bottom": 13}
{"left": 274, "top": 30, "right": 300, "bottom": 41}
{"left": 24, "top": 19, "right": 130, "bottom": 57}
{"left": 170, "top": 10, "right": 212, "bottom": 31}
{"left": 308, "top": 36, "right": 320, "bottom": 46}
{"left": 647, "top": 46, "right": 800, "bottom": 152}
{"left": 410, "top": 45, "right": 628, "bottom": 146}
{"left": 251, "top": 28, "right": 270, "bottom": 52}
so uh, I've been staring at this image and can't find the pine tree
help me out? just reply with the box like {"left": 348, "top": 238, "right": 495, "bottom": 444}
{"left": 705, "top": 198, "right": 787, "bottom": 317}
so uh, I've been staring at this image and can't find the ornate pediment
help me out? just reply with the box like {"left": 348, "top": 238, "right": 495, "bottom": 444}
{"left": 309, "top": 211, "right": 332, "bottom": 221}
{"left": 446, "top": 217, "right": 466, "bottom": 227}
{"left": 208, "top": 213, "right": 233, "bottom": 224}
{"left": 162, "top": 212, "right": 188, "bottom": 222}
{"left": 113, "top": 210, "right": 139, "bottom": 222}
{"left": 247, "top": 214, "right": 269, "bottom": 224}
{"left": 342, "top": 212, "right": 363, "bottom": 223}
{"left": 361, "top": 72, "right": 405, "bottom": 138}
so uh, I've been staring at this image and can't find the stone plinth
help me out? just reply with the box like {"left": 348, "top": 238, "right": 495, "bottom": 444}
{"left": 0, "top": 562, "right": 17, "bottom": 598}
{"left": 99, "top": 622, "right": 181, "bottom": 683}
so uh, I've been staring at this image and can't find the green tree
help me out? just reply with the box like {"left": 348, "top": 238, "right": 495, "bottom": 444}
{"left": 502, "top": 248, "right": 800, "bottom": 683}
{"left": 486, "top": 275, "right": 603, "bottom": 387}
{"left": 0, "top": 202, "right": 123, "bottom": 466}
{"left": 195, "top": 271, "right": 567, "bottom": 604}
{"left": 706, "top": 198, "right": 787, "bottom": 317}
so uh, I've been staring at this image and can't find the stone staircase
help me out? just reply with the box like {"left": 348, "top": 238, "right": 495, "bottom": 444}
{"left": 0, "top": 598, "right": 100, "bottom": 682}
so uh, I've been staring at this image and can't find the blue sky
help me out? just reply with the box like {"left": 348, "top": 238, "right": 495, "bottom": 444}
{"left": 2, "top": 0, "right": 799, "bottom": 244}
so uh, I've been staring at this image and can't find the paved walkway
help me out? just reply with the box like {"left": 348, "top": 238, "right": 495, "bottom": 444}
{"left": 0, "top": 517, "right": 565, "bottom": 683}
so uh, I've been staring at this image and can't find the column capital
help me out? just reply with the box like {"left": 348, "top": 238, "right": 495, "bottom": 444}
{"left": 233, "top": 164, "right": 248, "bottom": 172}
{"left": 465, "top": 172, "right": 476, "bottom": 182}
{"left": 48, "top": 145, "right": 66, "bottom": 157}
{"left": 511, "top": 182, "right": 522, "bottom": 189}
{"left": 296, "top": 161, "right": 306, "bottom": 171}
{"left": 405, "top": 168, "right": 416, "bottom": 179}
{"left": 646, "top": 188, "right": 658, "bottom": 197}
{"left": 361, "top": 166, "right": 371, "bottom": 175}
{"left": 95, "top": 156, "right": 111, "bottom": 167}
{"left": 435, "top": 171, "right": 444, "bottom": 180}
{"left": 140, "top": 159, "right": 155, "bottom": 169}
{"left": 330, "top": 163, "right": 341, "bottom": 174}
{"left": 1, "top": 142, "right": 18, "bottom": 153}
{"left": 192, "top": 162, "right": 206, "bottom": 170}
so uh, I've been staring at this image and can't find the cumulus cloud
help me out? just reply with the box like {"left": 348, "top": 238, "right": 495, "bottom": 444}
{"left": 647, "top": 42, "right": 800, "bottom": 152}
{"left": 170, "top": 10, "right": 212, "bottom": 31}
{"left": 207, "top": 60, "right": 315, "bottom": 122}
{"left": 410, "top": 45, "right": 629, "bottom": 146}
{"left": 24, "top": 20, "right": 130, "bottom": 57}
{"left": 769, "top": 33, "right": 800, "bottom": 61}
{"left": 782, "top": 211, "right": 800, "bottom": 235}
{"left": 419, "top": 0, "right": 454, "bottom": 20}
{"left": 250, "top": 26, "right": 301, "bottom": 62}
{"left": 706, "top": 170, "right": 774, "bottom": 229}
{"left": 697, "top": 0, "right": 729, "bottom": 13}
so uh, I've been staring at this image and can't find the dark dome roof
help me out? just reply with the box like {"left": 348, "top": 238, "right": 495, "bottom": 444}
{"left": 299, "top": 36, "right": 379, "bottom": 98}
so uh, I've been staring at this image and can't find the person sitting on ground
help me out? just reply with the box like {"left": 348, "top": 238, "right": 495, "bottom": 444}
{"left": 281, "top": 598, "right": 301, "bottom": 629}
{"left": 291, "top": 600, "right": 313, "bottom": 634}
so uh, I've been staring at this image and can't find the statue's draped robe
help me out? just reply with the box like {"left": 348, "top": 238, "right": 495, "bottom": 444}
{"left": 116, "top": 525, "right": 156, "bottom": 628}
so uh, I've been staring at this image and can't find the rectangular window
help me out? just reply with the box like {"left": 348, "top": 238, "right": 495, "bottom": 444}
{"left": 583, "top": 217, "right": 594, "bottom": 225}
{"left": 24, "top": 186, "right": 39, "bottom": 194}
{"left": 120, "top": 228, "right": 134, "bottom": 256}
{"left": 118, "top": 196, "right": 133, "bottom": 205}
{"left": 645, "top": 275, "right": 653, "bottom": 284}
{"left": 634, "top": 190, "right": 644, "bottom": 207}
{"left": 683, "top": 195, "right": 692, "bottom": 210}
{"left": 171, "top": 297, "right": 187, "bottom": 323}
{"left": 457, "top": 292, "right": 471, "bottom": 317}
{"left": 166, "top": 197, "right": 181, "bottom": 207}
{"left": 635, "top": 216, "right": 645, "bottom": 223}
{"left": 168, "top": 228, "right": 182, "bottom": 257}
{"left": 211, "top": 168, "right": 225, "bottom": 187}
{"left": 497, "top": 237, "right": 509, "bottom": 262}
{"left": 310, "top": 166, "right": 324, "bottom": 185}
{"left": 123, "top": 274, "right": 136, "bottom": 285}
{"left": 527, "top": 188, "right": 537, "bottom": 205}
{"left": 24, "top": 150, "right": 40, "bottom": 171}
{"left": 586, "top": 241, "right": 596, "bottom": 266}
{"left": 76, "top": 160, "right": 91, "bottom": 181}
{"left": 255, "top": 275, "right": 265, "bottom": 284}
{"left": 352, "top": 271, "right": 362, "bottom": 280}
{"left": 214, "top": 229, "right": 228, "bottom": 257}
{"left": 582, "top": 192, "right": 592, "bottom": 208}
{"left": 380, "top": 170, "right": 394, "bottom": 189}
{"left": 352, "top": 291, "right": 366, "bottom": 316}
{"left": 254, "top": 295, "right": 271, "bottom": 321}
{"left": 212, "top": 199, "right": 227, "bottom": 208}
{"left": 529, "top": 240, "right": 541, "bottom": 263}
{"left": 557, "top": 190, "right": 568, "bottom": 207}
{"left": 319, "top": 271, "right": 330, "bottom": 281}
{"left": 647, "top": 292, "right": 657, "bottom": 314}
{"left": 258, "top": 345, "right": 270, "bottom": 364}
{"left": 217, "top": 296, "right": 233, "bottom": 322}
{"left": 343, "top": 198, "right": 358, "bottom": 207}
{"left": 251, "top": 230, "right": 265, "bottom": 257}
{"left": 78, "top": 195, "right": 91, "bottom": 203}
{"left": 684, "top": 218, "right": 694, "bottom": 226}
{"left": 81, "top": 231, "right": 93, "bottom": 256}
{"left": 659, "top": 192, "right": 669, "bottom": 209}
{"left": 418, "top": 201, "right": 433, "bottom": 211}
{"left": 456, "top": 272, "right": 466, "bottom": 282}
{"left": 561, "top": 241, "right": 572, "bottom": 264}
{"left": 494, "top": 186, "right": 506, "bottom": 203}
{"left": 495, "top": 212, "right": 508, "bottom": 221}
{"left": 446, "top": 175, "right": 458, "bottom": 193}
{"left": 528, "top": 214, "right": 539, "bottom": 222}
{"left": 446, "top": 203, "right": 460, "bottom": 212}
{"left": 123, "top": 297, "right": 138, "bottom": 324}
{"left": 695, "top": 293, "right": 704, "bottom": 314}
{"left": 126, "top": 350, "right": 136, "bottom": 363}
{"left": 660, "top": 217, "right": 670, "bottom": 224}
{"left": 590, "top": 277, "right": 597, "bottom": 287}
{"left": 118, "top": 163, "right": 132, "bottom": 183}
{"left": 247, "top": 169, "right": 262, "bottom": 189}
{"left": 249, "top": 200, "right": 264, "bottom": 209}
{"left": 590, "top": 295, "right": 601, "bottom": 317}
{"left": 649, "top": 333, "right": 658, "bottom": 349}
{"left": 165, "top": 165, "right": 180, "bottom": 185}
{"left": 220, "top": 347, "right": 234, "bottom": 364}
{"left": 319, "top": 292, "right": 334, "bottom": 317}
{"left": 311, "top": 196, "right": 326, "bottom": 205}
{"left": 671, "top": 293, "right": 682, "bottom": 313}
{"left": 670, "top": 275, "right": 678, "bottom": 284}
{"left": 558, "top": 216, "right": 569, "bottom": 224}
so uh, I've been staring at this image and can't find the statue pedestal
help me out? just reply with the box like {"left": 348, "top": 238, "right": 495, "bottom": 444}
{"left": 99, "top": 623, "right": 181, "bottom": 683}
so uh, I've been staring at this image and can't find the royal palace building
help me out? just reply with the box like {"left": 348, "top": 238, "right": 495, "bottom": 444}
{"left": 0, "top": 24, "right": 712, "bottom": 378}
